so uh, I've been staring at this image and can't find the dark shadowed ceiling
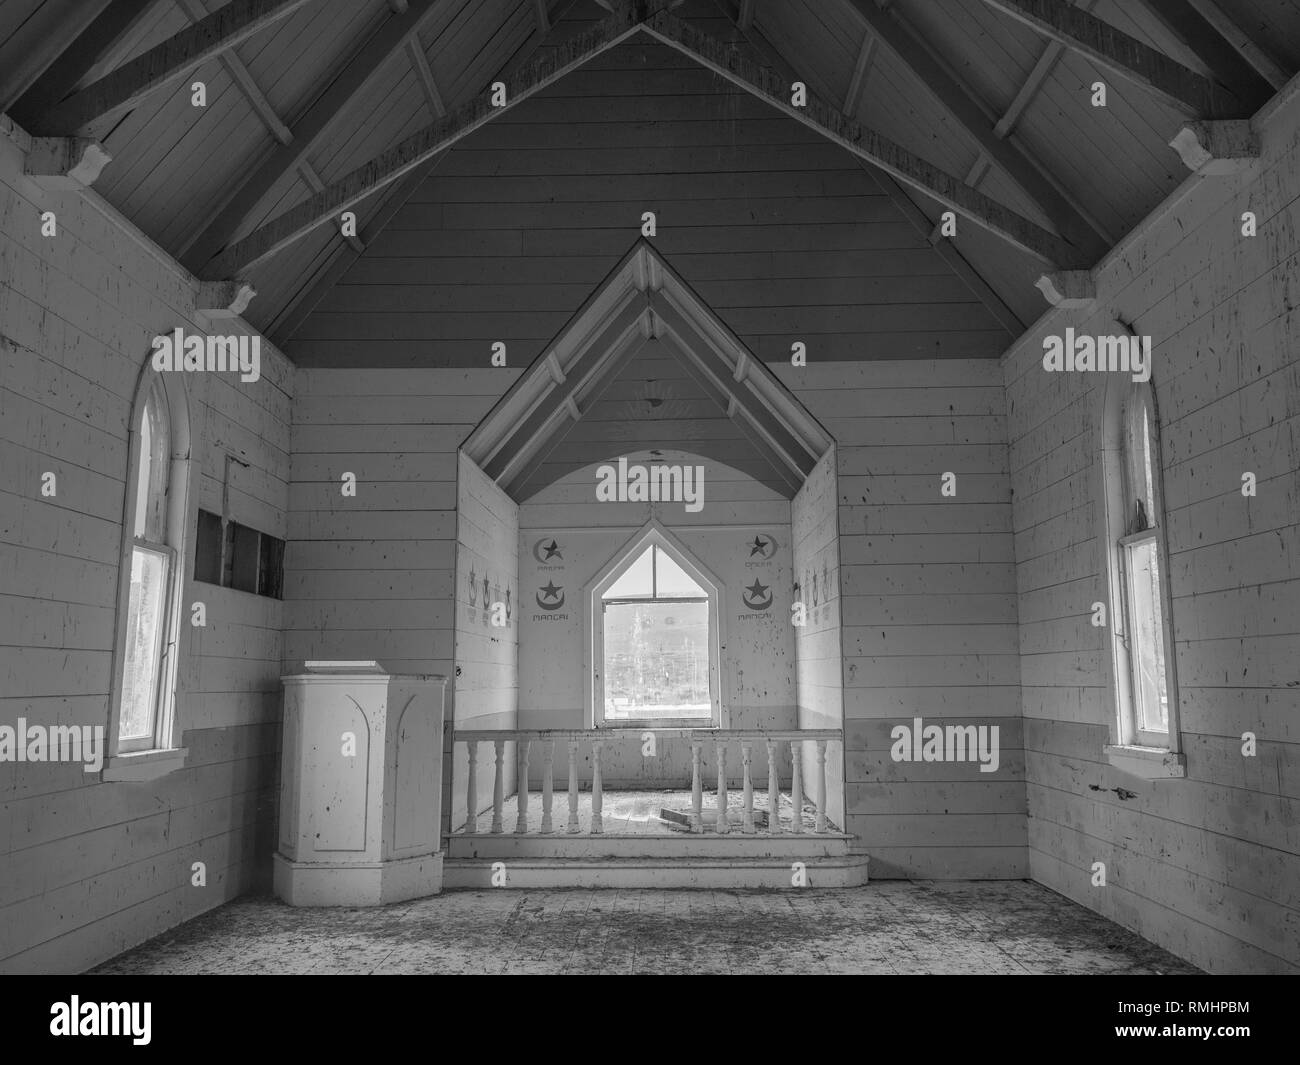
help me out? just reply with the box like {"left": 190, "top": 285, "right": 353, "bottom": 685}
{"left": 3, "top": 0, "right": 1295, "bottom": 363}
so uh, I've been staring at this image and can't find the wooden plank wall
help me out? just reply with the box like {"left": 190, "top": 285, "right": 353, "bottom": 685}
{"left": 778, "top": 361, "right": 1026, "bottom": 878}
{"left": 0, "top": 124, "right": 291, "bottom": 972}
{"left": 451, "top": 452, "right": 519, "bottom": 829}
{"left": 286, "top": 39, "right": 1010, "bottom": 367}
{"left": 516, "top": 453, "right": 795, "bottom": 788}
{"left": 1000, "top": 94, "right": 1300, "bottom": 972}
{"left": 792, "top": 448, "right": 845, "bottom": 833}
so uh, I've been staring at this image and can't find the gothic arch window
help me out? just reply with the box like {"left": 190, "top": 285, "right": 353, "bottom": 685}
{"left": 1098, "top": 379, "right": 1182, "bottom": 763}
{"left": 107, "top": 367, "right": 193, "bottom": 777}
{"left": 586, "top": 525, "right": 723, "bottom": 729}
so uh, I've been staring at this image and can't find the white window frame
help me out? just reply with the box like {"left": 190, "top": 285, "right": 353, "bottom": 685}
{"left": 1096, "top": 377, "right": 1184, "bottom": 778}
{"left": 105, "top": 367, "right": 193, "bottom": 781}
{"left": 585, "top": 521, "right": 726, "bottom": 730}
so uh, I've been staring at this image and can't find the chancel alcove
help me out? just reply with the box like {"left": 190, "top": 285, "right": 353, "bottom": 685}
{"left": 444, "top": 242, "right": 860, "bottom": 887}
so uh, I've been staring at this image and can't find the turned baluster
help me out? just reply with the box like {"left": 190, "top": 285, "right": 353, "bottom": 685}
{"left": 515, "top": 739, "right": 531, "bottom": 833}
{"left": 491, "top": 739, "right": 506, "bottom": 834}
{"left": 715, "top": 740, "right": 730, "bottom": 834}
{"left": 815, "top": 738, "right": 828, "bottom": 834}
{"left": 690, "top": 741, "right": 703, "bottom": 832}
{"left": 789, "top": 739, "right": 803, "bottom": 835}
{"left": 741, "top": 740, "right": 755, "bottom": 833}
{"left": 541, "top": 740, "right": 555, "bottom": 834}
{"left": 567, "top": 739, "right": 580, "bottom": 833}
{"left": 591, "top": 738, "right": 604, "bottom": 834}
{"left": 766, "top": 738, "right": 780, "bottom": 834}
{"left": 463, "top": 740, "right": 478, "bottom": 833}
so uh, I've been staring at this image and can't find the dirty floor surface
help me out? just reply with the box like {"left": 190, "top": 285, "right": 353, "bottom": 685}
{"left": 92, "top": 881, "right": 1199, "bottom": 974}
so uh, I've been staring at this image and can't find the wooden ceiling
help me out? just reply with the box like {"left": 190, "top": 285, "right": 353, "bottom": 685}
{"left": 4, "top": 0, "right": 1295, "bottom": 362}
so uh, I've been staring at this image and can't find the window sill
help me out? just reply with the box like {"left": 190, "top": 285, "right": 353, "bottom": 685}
{"left": 1103, "top": 744, "right": 1185, "bottom": 781}
{"left": 101, "top": 747, "right": 189, "bottom": 782}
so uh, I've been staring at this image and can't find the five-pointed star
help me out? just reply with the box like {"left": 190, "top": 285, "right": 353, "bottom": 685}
{"left": 745, "top": 579, "right": 770, "bottom": 599}
{"left": 748, "top": 536, "right": 769, "bottom": 557}
{"left": 542, "top": 539, "right": 562, "bottom": 560}
{"left": 539, "top": 581, "right": 563, "bottom": 601}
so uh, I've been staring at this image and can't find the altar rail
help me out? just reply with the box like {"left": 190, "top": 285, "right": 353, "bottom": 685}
{"left": 453, "top": 729, "right": 841, "bottom": 836}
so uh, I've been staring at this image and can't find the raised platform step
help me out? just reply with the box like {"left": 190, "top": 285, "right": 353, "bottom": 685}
{"left": 447, "top": 832, "right": 853, "bottom": 860}
{"left": 443, "top": 853, "right": 870, "bottom": 889}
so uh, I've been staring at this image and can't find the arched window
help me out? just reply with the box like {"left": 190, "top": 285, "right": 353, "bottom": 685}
{"left": 587, "top": 526, "right": 723, "bottom": 729}
{"left": 1099, "top": 379, "right": 1180, "bottom": 757}
{"left": 109, "top": 369, "right": 191, "bottom": 772}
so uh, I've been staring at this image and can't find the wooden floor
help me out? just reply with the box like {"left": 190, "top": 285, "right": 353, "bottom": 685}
{"left": 460, "top": 788, "right": 835, "bottom": 835}
{"left": 92, "top": 882, "right": 1200, "bottom": 975}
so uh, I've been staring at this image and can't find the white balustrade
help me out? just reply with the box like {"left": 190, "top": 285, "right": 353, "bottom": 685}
{"left": 452, "top": 728, "right": 841, "bottom": 839}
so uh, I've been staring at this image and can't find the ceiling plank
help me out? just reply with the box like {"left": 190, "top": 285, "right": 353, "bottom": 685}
{"left": 844, "top": 0, "right": 1108, "bottom": 261}
{"left": 7, "top": 0, "right": 148, "bottom": 118}
{"left": 1189, "top": 0, "right": 1289, "bottom": 90}
{"left": 713, "top": 0, "right": 1024, "bottom": 334}
{"left": 976, "top": 0, "right": 1242, "bottom": 116}
{"left": 502, "top": 334, "right": 656, "bottom": 499}
{"left": 272, "top": 0, "right": 585, "bottom": 345}
{"left": 176, "top": 0, "right": 292, "bottom": 143}
{"left": 642, "top": 9, "right": 1087, "bottom": 267}
{"left": 35, "top": 0, "right": 317, "bottom": 133}
{"left": 198, "top": 9, "right": 647, "bottom": 279}
{"left": 181, "top": 0, "right": 441, "bottom": 270}
{"left": 1137, "top": 0, "right": 1273, "bottom": 107}
{"left": 485, "top": 299, "right": 652, "bottom": 482}
{"left": 651, "top": 299, "right": 818, "bottom": 479}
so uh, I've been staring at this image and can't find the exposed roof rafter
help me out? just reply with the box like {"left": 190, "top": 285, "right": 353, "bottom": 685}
{"left": 1137, "top": 0, "right": 1274, "bottom": 106}
{"left": 199, "top": 7, "right": 649, "bottom": 279}
{"left": 844, "top": 0, "right": 1109, "bottom": 261}
{"left": 182, "top": 0, "right": 442, "bottom": 270}
{"left": 34, "top": 0, "right": 317, "bottom": 133}
{"left": 642, "top": 9, "right": 1088, "bottom": 267}
{"left": 976, "top": 0, "right": 1245, "bottom": 116}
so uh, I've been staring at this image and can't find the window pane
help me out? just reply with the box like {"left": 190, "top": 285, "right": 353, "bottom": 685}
{"left": 133, "top": 412, "right": 153, "bottom": 539}
{"left": 603, "top": 600, "right": 710, "bottom": 719}
{"left": 1126, "top": 539, "right": 1169, "bottom": 734}
{"left": 603, "top": 544, "right": 654, "bottom": 599}
{"left": 120, "top": 546, "right": 169, "bottom": 743}
{"left": 653, "top": 546, "right": 705, "bottom": 597}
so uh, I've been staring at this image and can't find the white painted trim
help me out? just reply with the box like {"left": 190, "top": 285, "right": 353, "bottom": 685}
{"left": 583, "top": 520, "right": 727, "bottom": 731}
{"left": 1103, "top": 745, "right": 1186, "bottom": 781}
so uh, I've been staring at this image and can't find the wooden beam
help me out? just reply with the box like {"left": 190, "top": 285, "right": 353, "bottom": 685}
{"left": 501, "top": 333, "right": 655, "bottom": 499}
{"left": 651, "top": 298, "right": 818, "bottom": 479}
{"left": 7, "top": 0, "right": 150, "bottom": 119}
{"left": 1138, "top": 0, "right": 1272, "bottom": 107}
{"left": 181, "top": 0, "right": 440, "bottom": 268}
{"left": 534, "top": 0, "right": 551, "bottom": 32}
{"left": 485, "top": 299, "right": 652, "bottom": 482}
{"left": 407, "top": 36, "right": 446, "bottom": 117}
{"left": 298, "top": 160, "right": 366, "bottom": 252}
{"left": 657, "top": 333, "right": 803, "bottom": 494}
{"left": 845, "top": 0, "right": 1108, "bottom": 260}
{"left": 199, "top": 10, "right": 646, "bottom": 279}
{"left": 177, "top": 0, "right": 292, "bottom": 143}
{"left": 842, "top": 32, "right": 877, "bottom": 114}
{"left": 36, "top": 0, "right": 317, "bottom": 133}
{"left": 714, "top": 0, "right": 1025, "bottom": 333}
{"left": 196, "top": 278, "right": 257, "bottom": 316}
{"left": 641, "top": 10, "right": 1087, "bottom": 267}
{"left": 976, "top": 0, "right": 1242, "bottom": 116}
{"left": 23, "top": 137, "right": 113, "bottom": 188}
{"left": 1189, "top": 0, "right": 1289, "bottom": 90}
{"left": 272, "top": 0, "right": 584, "bottom": 346}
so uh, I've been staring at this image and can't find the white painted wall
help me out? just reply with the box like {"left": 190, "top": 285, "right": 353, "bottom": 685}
{"left": 792, "top": 448, "right": 845, "bottom": 832}
{"left": 518, "top": 453, "right": 795, "bottom": 787}
{"left": 0, "top": 122, "right": 291, "bottom": 972}
{"left": 1001, "top": 90, "right": 1300, "bottom": 973}
{"left": 780, "top": 361, "right": 1026, "bottom": 878}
